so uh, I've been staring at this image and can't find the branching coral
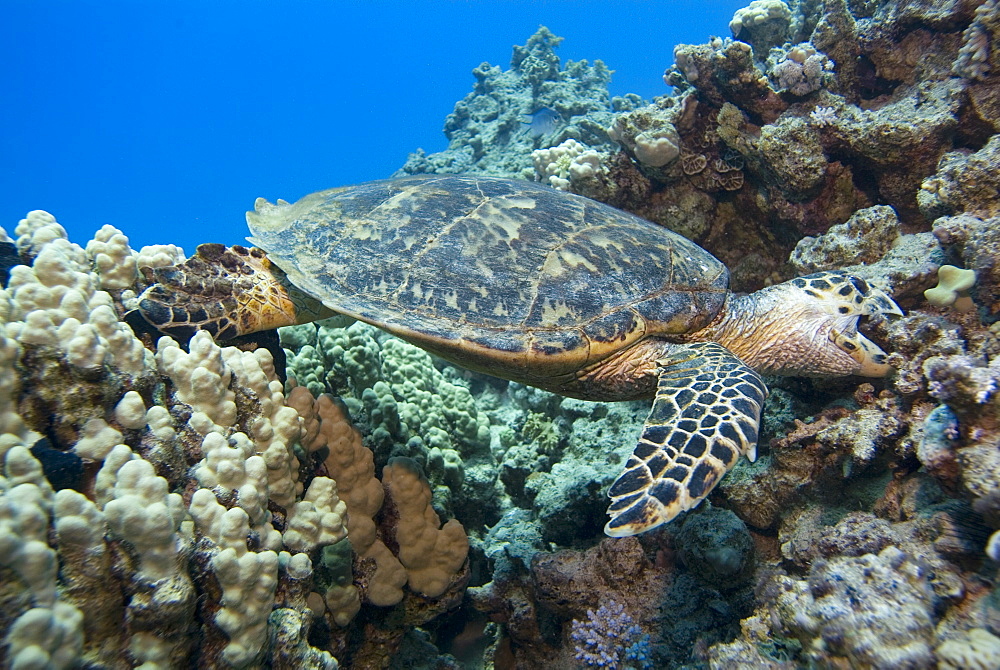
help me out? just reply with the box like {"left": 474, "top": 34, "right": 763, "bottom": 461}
{"left": 288, "top": 385, "right": 470, "bottom": 614}
{"left": 0, "top": 212, "right": 473, "bottom": 667}
{"left": 570, "top": 601, "right": 653, "bottom": 670}
{"left": 293, "top": 385, "right": 406, "bottom": 607}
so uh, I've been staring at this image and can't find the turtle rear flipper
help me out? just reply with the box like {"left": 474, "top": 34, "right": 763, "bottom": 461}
{"left": 604, "top": 342, "right": 767, "bottom": 537}
{"left": 137, "top": 243, "right": 332, "bottom": 341}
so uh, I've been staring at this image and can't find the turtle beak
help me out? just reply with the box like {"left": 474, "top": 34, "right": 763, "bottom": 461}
{"left": 828, "top": 279, "right": 901, "bottom": 377}
{"left": 858, "top": 283, "right": 904, "bottom": 320}
{"left": 830, "top": 324, "right": 892, "bottom": 377}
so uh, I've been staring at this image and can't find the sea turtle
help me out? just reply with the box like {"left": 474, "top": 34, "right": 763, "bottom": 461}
{"left": 137, "top": 175, "right": 902, "bottom": 537}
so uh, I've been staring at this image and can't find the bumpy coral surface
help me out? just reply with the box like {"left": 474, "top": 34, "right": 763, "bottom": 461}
{"left": 396, "top": 26, "right": 641, "bottom": 181}
{"left": 0, "top": 214, "right": 472, "bottom": 668}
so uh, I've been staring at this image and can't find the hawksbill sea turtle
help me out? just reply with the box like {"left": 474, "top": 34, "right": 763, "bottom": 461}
{"left": 137, "top": 175, "right": 902, "bottom": 537}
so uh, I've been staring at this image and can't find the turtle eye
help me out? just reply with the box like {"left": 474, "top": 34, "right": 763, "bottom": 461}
{"left": 849, "top": 275, "right": 869, "bottom": 295}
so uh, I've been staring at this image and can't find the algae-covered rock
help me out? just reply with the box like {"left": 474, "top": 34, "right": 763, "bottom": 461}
{"left": 397, "top": 27, "right": 627, "bottom": 180}
{"left": 770, "top": 546, "right": 936, "bottom": 668}
{"left": 789, "top": 205, "right": 901, "bottom": 274}
{"left": 919, "top": 135, "right": 1000, "bottom": 220}
{"left": 673, "top": 506, "right": 754, "bottom": 589}
{"left": 757, "top": 116, "right": 828, "bottom": 198}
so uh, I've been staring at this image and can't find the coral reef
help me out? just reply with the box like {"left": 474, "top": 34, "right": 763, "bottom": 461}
{"left": 393, "top": 1, "right": 1000, "bottom": 667}
{"left": 395, "top": 1, "right": 989, "bottom": 293}
{"left": 0, "top": 214, "right": 469, "bottom": 668}
{"left": 4, "top": 1, "right": 1000, "bottom": 668}
{"left": 730, "top": 0, "right": 794, "bottom": 54}
{"left": 395, "top": 26, "right": 640, "bottom": 181}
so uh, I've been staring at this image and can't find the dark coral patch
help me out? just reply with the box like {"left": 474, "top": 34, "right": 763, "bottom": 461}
{"left": 31, "top": 437, "right": 84, "bottom": 491}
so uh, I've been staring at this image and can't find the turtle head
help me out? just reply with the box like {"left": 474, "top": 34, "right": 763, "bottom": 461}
{"left": 702, "top": 271, "right": 903, "bottom": 378}
{"left": 791, "top": 271, "right": 903, "bottom": 376}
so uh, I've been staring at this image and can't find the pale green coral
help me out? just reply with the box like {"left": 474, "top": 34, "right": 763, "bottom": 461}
{"left": 925, "top": 265, "right": 977, "bottom": 309}
{"left": 318, "top": 321, "right": 385, "bottom": 396}
{"left": 285, "top": 322, "right": 491, "bottom": 494}
{"left": 360, "top": 380, "right": 402, "bottom": 448}
{"left": 426, "top": 446, "right": 464, "bottom": 489}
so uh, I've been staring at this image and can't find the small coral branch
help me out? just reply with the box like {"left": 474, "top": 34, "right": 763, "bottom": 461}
{"left": 570, "top": 600, "right": 653, "bottom": 669}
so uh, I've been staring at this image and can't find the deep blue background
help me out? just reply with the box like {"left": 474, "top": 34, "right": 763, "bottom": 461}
{"left": 2, "top": 1, "right": 746, "bottom": 254}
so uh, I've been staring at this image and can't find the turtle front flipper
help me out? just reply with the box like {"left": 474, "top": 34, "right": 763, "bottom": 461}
{"left": 605, "top": 342, "right": 768, "bottom": 537}
{"left": 137, "top": 243, "right": 333, "bottom": 341}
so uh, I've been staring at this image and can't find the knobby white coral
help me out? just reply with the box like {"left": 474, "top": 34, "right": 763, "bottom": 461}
{"left": 729, "top": 0, "right": 792, "bottom": 37}
{"left": 770, "top": 43, "right": 832, "bottom": 96}
{"left": 6, "top": 214, "right": 151, "bottom": 375}
{"left": 532, "top": 138, "right": 606, "bottom": 190}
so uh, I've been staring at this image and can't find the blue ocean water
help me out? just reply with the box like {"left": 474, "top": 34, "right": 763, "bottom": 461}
{"left": 1, "top": 0, "right": 746, "bottom": 254}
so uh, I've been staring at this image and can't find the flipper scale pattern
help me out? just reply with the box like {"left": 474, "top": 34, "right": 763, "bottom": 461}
{"left": 605, "top": 342, "right": 767, "bottom": 536}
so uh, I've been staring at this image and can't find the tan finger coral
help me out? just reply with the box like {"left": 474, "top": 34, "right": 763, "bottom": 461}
{"left": 382, "top": 457, "right": 469, "bottom": 599}
{"left": 290, "top": 387, "right": 407, "bottom": 606}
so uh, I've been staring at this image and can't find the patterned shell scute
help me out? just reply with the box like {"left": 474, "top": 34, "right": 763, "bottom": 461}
{"left": 246, "top": 175, "right": 728, "bottom": 365}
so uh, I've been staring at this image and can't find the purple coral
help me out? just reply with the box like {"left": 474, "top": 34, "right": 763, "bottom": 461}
{"left": 570, "top": 600, "right": 653, "bottom": 669}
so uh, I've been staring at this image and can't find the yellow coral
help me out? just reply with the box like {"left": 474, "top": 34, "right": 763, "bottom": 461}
{"left": 925, "top": 264, "right": 976, "bottom": 311}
